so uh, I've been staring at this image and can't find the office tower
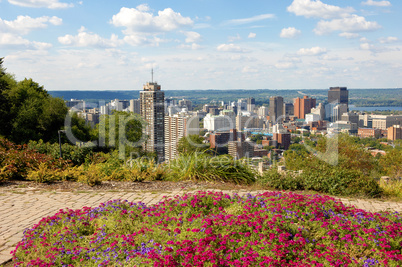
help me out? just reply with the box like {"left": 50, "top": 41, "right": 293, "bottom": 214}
{"left": 178, "top": 99, "right": 192, "bottom": 111}
{"left": 325, "top": 103, "right": 348, "bottom": 122}
{"left": 247, "top": 97, "right": 255, "bottom": 112}
{"left": 283, "top": 103, "right": 294, "bottom": 117}
{"left": 258, "top": 106, "right": 269, "bottom": 117}
{"left": 165, "top": 112, "right": 199, "bottom": 160}
{"left": 269, "top": 96, "right": 284, "bottom": 123}
{"left": 294, "top": 95, "right": 316, "bottom": 119}
{"left": 328, "top": 87, "right": 348, "bottom": 106}
{"left": 129, "top": 99, "right": 141, "bottom": 114}
{"left": 140, "top": 81, "right": 165, "bottom": 161}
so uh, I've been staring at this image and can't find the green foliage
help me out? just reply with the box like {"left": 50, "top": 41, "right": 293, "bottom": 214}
{"left": 68, "top": 112, "right": 96, "bottom": 142}
{"left": 93, "top": 111, "right": 145, "bottom": 158}
{"left": 0, "top": 138, "right": 71, "bottom": 182}
{"left": 0, "top": 60, "right": 69, "bottom": 144}
{"left": 379, "top": 149, "right": 402, "bottom": 178}
{"left": 27, "top": 139, "right": 95, "bottom": 166}
{"left": 176, "top": 134, "right": 209, "bottom": 155}
{"left": 259, "top": 168, "right": 304, "bottom": 191}
{"left": 166, "top": 153, "right": 256, "bottom": 184}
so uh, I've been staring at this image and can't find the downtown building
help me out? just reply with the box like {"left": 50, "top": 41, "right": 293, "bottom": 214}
{"left": 294, "top": 95, "right": 316, "bottom": 119}
{"left": 140, "top": 82, "right": 165, "bottom": 161}
{"left": 269, "top": 96, "right": 284, "bottom": 123}
{"left": 164, "top": 111, "right": 199, "bottom": 161}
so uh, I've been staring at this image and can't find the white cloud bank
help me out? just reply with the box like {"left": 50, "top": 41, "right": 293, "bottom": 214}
{"left": 110, "top": 5, "right": 193, "bottom": 46}
{"left": 280, "top": 27, "right": 301, "bottom": 38}
{"left": 297, "top": 46, "right": 327, "bottom": 56}
{"left": 314, "top": 15, "right": 381, "bottom": 35}
{"left": 58, "top": 27, "right": 123, "bottom": 48}
{"left": 287, "top": 0, "right": 354, "bottom": 19}
{"left": 361, "top": 0, "right": 391, "bottom": 7}
{"left": 8, "top": 0, "right": 73, "bottom": 9}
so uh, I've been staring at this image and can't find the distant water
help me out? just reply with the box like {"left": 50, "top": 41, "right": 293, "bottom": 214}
{"left": 349, "top": 106, "right": 402, "bottom": 112}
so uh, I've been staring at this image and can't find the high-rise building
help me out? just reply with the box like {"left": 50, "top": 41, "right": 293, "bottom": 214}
{"left": 140, "top": 81, "right": 165, "bottom": 161}
{"left": 328, "top": 87, "right": 348, "bottom": 106}
{"left": 129, "top": 99, "right": 141, "bottom": 114}
{"left": 165, "top": 112, "right": 199, "bottom": 160}
{"left": 283, "top": 103, "right": 294, "bottom": 117}
{"left": 247, "top": 97, "right": 255, "bottom": 112}
{"left": 269, "top": 96, "right": 284, "bottom": 123}
{"left": 294, "top": 96, "right": 316, "bottom": 119}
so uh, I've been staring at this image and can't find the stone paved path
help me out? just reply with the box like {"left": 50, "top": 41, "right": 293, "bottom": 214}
{"left": 1, "top": 189, "right": 402, "bottom": 265}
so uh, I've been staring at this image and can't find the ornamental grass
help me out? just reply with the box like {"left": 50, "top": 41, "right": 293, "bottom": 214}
{"left": 12, "top": 191, "right": 402, "bottom": 266}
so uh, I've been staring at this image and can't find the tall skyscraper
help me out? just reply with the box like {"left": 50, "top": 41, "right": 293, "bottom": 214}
{"left": 140, "top": 81, "right": 165, "bottom": 161}
{"left": 269, "top": 96, "right": 284, "bottom": 123}
{"left": 328, "top": 87, "right": 348, "bottom": 106}
{"left": 247, "top": 97, "right": 255, "bottom": 112}
{"left": 294, "top": 95, "right": 316, "bottom": 119}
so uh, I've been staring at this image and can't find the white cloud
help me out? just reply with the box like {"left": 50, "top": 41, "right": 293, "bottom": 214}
{"left": 228, "top": 33, "right": 241, "bottom": 42}
{"left": 8, "top": 0, "right": 73, "bottom": 9}
{"left": 111, "top": 7, "right": 193, "bottom": 34}
{"left": 287, "top": 0, "right": 354, "bottom": 19}
{"left": 0, "top": 32, "right": 52, "bottom": 49}
{"left": 177, "top": 43, "right": 201, "bottom": 50}
{"left": 314, "top": 15, "right": 381, "bottom": 35}
{"left": 182, "top": 31, "right": 201, "bottom": 43}
{"left": 0, "top": 15, "right": 62, "bottom": 35}
{"left": 339, "top": 32, "right": 360, "bottom": 39}
{"left": 280, "top": 27, "right": 301, "bottom": 38}
{"left": 275, "top": 62, "right": 296, "bottom": 69}
{"left": 242, "top": 66, "right": 258, "bottom": 73}
{"left": 216, "top": 43, "right": 246, "bottom": 53}
{"left": 248, "top": 32, "right": 256, "bottom": 38}
{"left": 360, "top": 42, "right": 375, "bottom": 50}
{"left": 379, "top": 36, "right": 398, "bottom": 43}
{"left": 58, "top": 27, "right": 123, "bottom": 48}
{"left": 223, "top": 14, "right": 275, "bottom": 26}
{"left": 361, "top": 0, "right": 391, "bottom": 7}
{"left": 111, "top": 6, "right": 193, "bottom": 46}
{"left": 136, "top": 3, "right": 150, "bottom": 12}
{"left": 360, "top": 37, "right": 370, "bottom": 42}
{"left": 297, "top": 46, "right": 327, "bottom": 56}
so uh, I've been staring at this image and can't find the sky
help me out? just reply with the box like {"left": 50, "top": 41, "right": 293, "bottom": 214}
{"left": 1, "top": 0, "right": 401, "bottom": 91}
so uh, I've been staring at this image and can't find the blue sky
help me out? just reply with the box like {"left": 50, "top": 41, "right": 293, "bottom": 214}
{"left": 1, "top": 0, "right": 401, "bottom": 90}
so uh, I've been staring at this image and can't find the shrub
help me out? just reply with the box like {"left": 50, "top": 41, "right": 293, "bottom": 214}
{"left": 0, "top": 138, "right": 71, "bottom": 181}
{"left": 166, "top": 153, "right": 256, "bottom": 184}
{"left": 262, "top": 166, "right": 382, "bottom": 198}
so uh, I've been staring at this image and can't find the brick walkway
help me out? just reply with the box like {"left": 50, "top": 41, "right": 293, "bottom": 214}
{"left": 1, "top": 189, "right": 402, "bottom": 265}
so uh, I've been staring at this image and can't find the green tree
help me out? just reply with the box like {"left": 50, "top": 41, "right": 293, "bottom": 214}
{"left": 379, "top": 149, "right": 402, "bottom": 178}
{"left": 0, "top": 58, "right": 13, "bottom": 137}
{"left": 93, "top": 111, "right": 145, "bottom": 158}
{"left": 5, "top": 78, "right": 68, "bottom": 144}
{"left": 177, "top": 134, "right": 209, "bottom": 155}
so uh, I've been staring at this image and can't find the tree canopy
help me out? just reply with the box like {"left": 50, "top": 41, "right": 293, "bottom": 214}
{"left": 0, "top": 58, "right": 68, "bottom": 144}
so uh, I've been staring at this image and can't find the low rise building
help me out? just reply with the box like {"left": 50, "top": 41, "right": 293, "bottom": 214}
{"left": 358, "top": 128, "right": 381, "bottom": 139}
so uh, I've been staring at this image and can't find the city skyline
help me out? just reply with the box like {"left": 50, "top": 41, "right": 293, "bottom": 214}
{"left": 1, "top": 0, "right": 402, "bottom": 90}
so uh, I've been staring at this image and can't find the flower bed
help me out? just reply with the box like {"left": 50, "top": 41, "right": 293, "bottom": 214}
{"left": 12, "top": 191, "right": 402, "bottom": 266}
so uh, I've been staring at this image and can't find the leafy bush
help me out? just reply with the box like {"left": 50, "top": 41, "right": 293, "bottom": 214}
{"left": 11, "top": 191, "right": 402, "bottom": 266}
{"left": 261, "top": 166, "right": 382, "bottom": 198}
{"left": 27, "top": 139, "right": 95, "bottom": 166}
{"left": 166, "top": 153, "right": 256, "bottom": 184}
{"left": 0, "top": 138, "right": 70, "bottom": 182}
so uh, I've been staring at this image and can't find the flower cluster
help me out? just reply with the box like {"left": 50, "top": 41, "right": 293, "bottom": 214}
{"left": 12, "top": 191, "right": 402, "bottom": 266}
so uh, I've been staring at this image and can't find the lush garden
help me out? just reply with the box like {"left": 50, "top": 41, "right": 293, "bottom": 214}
{"left": 11, "top": 191, "right": 402, "bottom": 266}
